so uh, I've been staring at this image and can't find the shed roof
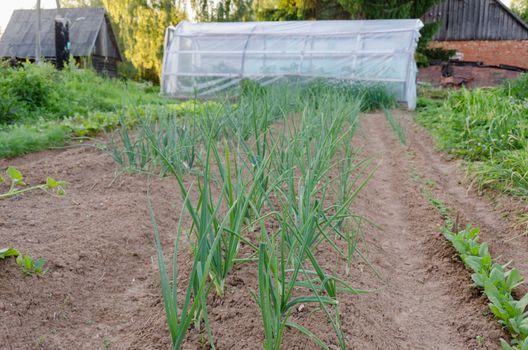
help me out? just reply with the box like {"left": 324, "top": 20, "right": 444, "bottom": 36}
{"left": 423, "top": 0, "right": 528, "bottom": 40}
{"left": 0, "top": 8, "right": 122, "bottom": 59}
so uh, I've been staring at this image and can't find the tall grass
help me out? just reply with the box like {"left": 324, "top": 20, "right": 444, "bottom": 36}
{"left": 503, "top": 73, "right": 528, "bottom": 101}
{"left": 417, "top": 81, "right": 528, "bottom": 199}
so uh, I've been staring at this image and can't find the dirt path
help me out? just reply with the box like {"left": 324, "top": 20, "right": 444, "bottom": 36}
{"left": 344, "top": 113, "right": 504, "bottom": 349}
{"left": 1, "top": 110, "right": 521, "bottom": 349}
{"left": 396, "top": 110, "right": 528, "bottom": 296}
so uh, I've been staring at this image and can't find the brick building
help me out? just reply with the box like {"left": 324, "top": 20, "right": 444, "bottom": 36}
{"left": 422, "top": 0, "right": 528, "bottom": 69}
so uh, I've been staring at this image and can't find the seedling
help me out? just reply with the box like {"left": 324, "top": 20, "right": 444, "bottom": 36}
{"left": 475, "top": 335, "right": 485, "bottom": 346}
{"left": 0, "top": 166, "right": 66, "bottom": 200}
{"left": 0, "top": 247, "right": 20, "bottom": 259}
{"left": 16, "top": 255, "right": 46, "bottom": 276}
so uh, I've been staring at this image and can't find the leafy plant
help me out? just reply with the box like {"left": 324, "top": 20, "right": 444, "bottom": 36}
{"left": 425, "top": 186, "right": 528, "bottom": 350}
{"left": 0, "top": 247, "right": 20, "bottom": 259}
{"left": 16, "top": 255, "right": 46, "bottom": 276}
{"left": 0, "top": 166, "right": 66, "bottom": 200}
{"left": 442, "top": 223, "right": 528, "bottom": 348}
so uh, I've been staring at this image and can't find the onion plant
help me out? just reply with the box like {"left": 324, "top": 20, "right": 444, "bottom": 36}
{"left": 107, "top": 114, "right": 202, "bottom": 175}
{"left": 383, "top": 109, "right": 406, "bottom": 145}
{"left": 149, "top": 189, "right": 218, "bottom": 349}
{"left": 139, "top": 81, "right": 390, "bottom": 349}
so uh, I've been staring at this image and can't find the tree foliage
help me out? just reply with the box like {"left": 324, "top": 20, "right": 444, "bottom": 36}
{"left": 259, "top": 0, "right": 443, "bottom": 21}
{"left": 258, "top": 0, "right": 443, "bottom": 56}
{"left": 62, "top": 0, "right": 185, "bottom": 82}
{"left": 511, "top": 0, "right": 528, "bottom": 23}
{"left": 192, "top": 0, "right": 255, "bottom": 22}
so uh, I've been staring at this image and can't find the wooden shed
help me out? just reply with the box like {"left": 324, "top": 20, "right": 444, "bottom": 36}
{"left": 0, "top": 8, "right": 122, "bottom": 77}
{"left": 422, "top": 0, "right": 528, "bottom": 69}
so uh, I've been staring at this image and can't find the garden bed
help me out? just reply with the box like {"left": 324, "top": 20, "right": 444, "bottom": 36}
{"left": 2, "top": 109, "right": 522, "bottom": 349}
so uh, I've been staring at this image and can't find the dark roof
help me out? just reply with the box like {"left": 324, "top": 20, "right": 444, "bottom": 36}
{"left": 423, "top": 0, "right": 528, "bottom": 41}
{"left": 0, "top": 8, "right": 122, "bottom": 60}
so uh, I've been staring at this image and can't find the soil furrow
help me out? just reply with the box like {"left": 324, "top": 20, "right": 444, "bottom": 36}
{"left": 0, "top": 110, "right": 516, "bottom": 349}
{"left": 349, "top": 112, "right": 504, "bottom": 349}
{"left": 396, "top": 110, "right": 528, "bottom": 296}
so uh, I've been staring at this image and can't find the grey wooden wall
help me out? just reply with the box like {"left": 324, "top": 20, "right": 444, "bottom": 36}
{"left": 422, "top": 0, "right": 528, "bottom": 40}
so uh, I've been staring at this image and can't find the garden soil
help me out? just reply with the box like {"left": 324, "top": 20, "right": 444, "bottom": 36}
{"left": 1, "top": 111, "right": 524, "bottom": 350}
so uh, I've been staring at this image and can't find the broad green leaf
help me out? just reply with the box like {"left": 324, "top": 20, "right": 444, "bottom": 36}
{"left": 509, "top": 317, "right": 521, "bottom": 334}
{"left": 46, "top": 177, "right": 58, "bottom": 188}
{"left": 6, "top": 166, "right": 23, "bottom": 181}
{"left": 471, "top": 272, "right": 486, "bottom": 287}
{"left": 0, "top": 175, "right": 4, "bottom": 184}
{"left": 33, "top": 258, "right": 46, "bottom": 272}
{"left": 0, "top": 247, "right": 20, "bottom": 259}
{"left": 522, "top": 338, "right": 528, "bottom": 350}
{"left": 479, "top": 243, "right": 489, "bottom": 257}
{"left": 506, "top": 268, "right": 524, "bottom": 291}
{"left": 517, "top": 293, "right": 528, "bottom": 312}
{"left": 500, "top": 339, "right": 514, "bottom": 350}
{"left": 464, "top": 255, "right": 483, "bottom": 273}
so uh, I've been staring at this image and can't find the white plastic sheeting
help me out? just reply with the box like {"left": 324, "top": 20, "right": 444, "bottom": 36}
{"left": 161, "top": 19, "right": 424, "bottom": 109}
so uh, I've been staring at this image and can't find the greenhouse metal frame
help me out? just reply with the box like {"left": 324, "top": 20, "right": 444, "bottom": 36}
{"left": 161, "top": 20, "right": 424, "bottom": 109}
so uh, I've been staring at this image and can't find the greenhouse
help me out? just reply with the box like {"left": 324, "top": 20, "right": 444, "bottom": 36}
{"left": 161, "top": 19, "right": 424, "bottom": 109}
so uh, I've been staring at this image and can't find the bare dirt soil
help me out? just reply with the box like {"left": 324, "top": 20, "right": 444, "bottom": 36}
{"left": 1, "top": 111, "right": 524, "bottom": 350}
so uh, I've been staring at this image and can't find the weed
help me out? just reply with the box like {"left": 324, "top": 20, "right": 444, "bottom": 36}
{"left": 16, "top": 255, "right": 46, "bottom": 276}
{"left": 0, "top": 124, "right": 68, "bottom": 158}
{"left": 0, "top": 166, "right": 66, "bottom": 200}
{"left": 416, "top": 78, "right": 528, "bottom": 200}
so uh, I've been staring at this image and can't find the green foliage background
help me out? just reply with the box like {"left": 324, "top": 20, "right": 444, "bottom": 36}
{"left": 511, "top": 0, "right": 528, "bottom": 22}
{"left": 61, "top": 0, "right": 185, "bottom": 82}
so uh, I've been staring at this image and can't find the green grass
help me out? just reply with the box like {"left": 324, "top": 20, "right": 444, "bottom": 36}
{"left": 416, "top": 74, "right": 528, "bottom": 199}
{"left": 0, "top": 61, "right": 173, "bottom": 158}
{"left": 503, "top": 73, "right": 528, "bottom": 101}
{"left": 0, "top": 123, "right": 68, "bottom": 158}
{"left": 0, "top": 61, "right": 166, "bottom": 124}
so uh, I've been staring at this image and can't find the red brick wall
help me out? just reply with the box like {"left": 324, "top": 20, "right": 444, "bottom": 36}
{"left": 429, "top": 40, "right": 528, "bottom": 69}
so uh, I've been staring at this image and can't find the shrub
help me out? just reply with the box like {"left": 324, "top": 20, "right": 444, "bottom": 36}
{"left": 0, "top": 62, "right": 167, "bottom": 124}
{"left": 422, "top": 48, "right": 457, "bottom": 62}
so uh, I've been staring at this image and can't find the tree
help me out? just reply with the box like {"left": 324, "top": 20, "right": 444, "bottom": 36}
{"left": 256, "top": 0, "right": 348, "bottom": 20}
{"left": 192, "top": 0, "right": 255, "bottom": 22}
{"left": 258, "top": 0, "right": 443, "bottom": 55}
{"left": 511, "top": 0, "right": 528, "bottom": 23}
{"left": 61, "top": 0, "right": 185, "bottom": 82}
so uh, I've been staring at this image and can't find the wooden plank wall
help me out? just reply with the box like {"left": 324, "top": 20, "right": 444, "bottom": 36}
{"left": 422, "top": 0, "right": 528, "bottom": 40}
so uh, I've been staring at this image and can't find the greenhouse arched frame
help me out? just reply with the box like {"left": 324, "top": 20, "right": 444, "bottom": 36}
{"left": 161, "top": 19, "right": 424, "bottom": 109}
